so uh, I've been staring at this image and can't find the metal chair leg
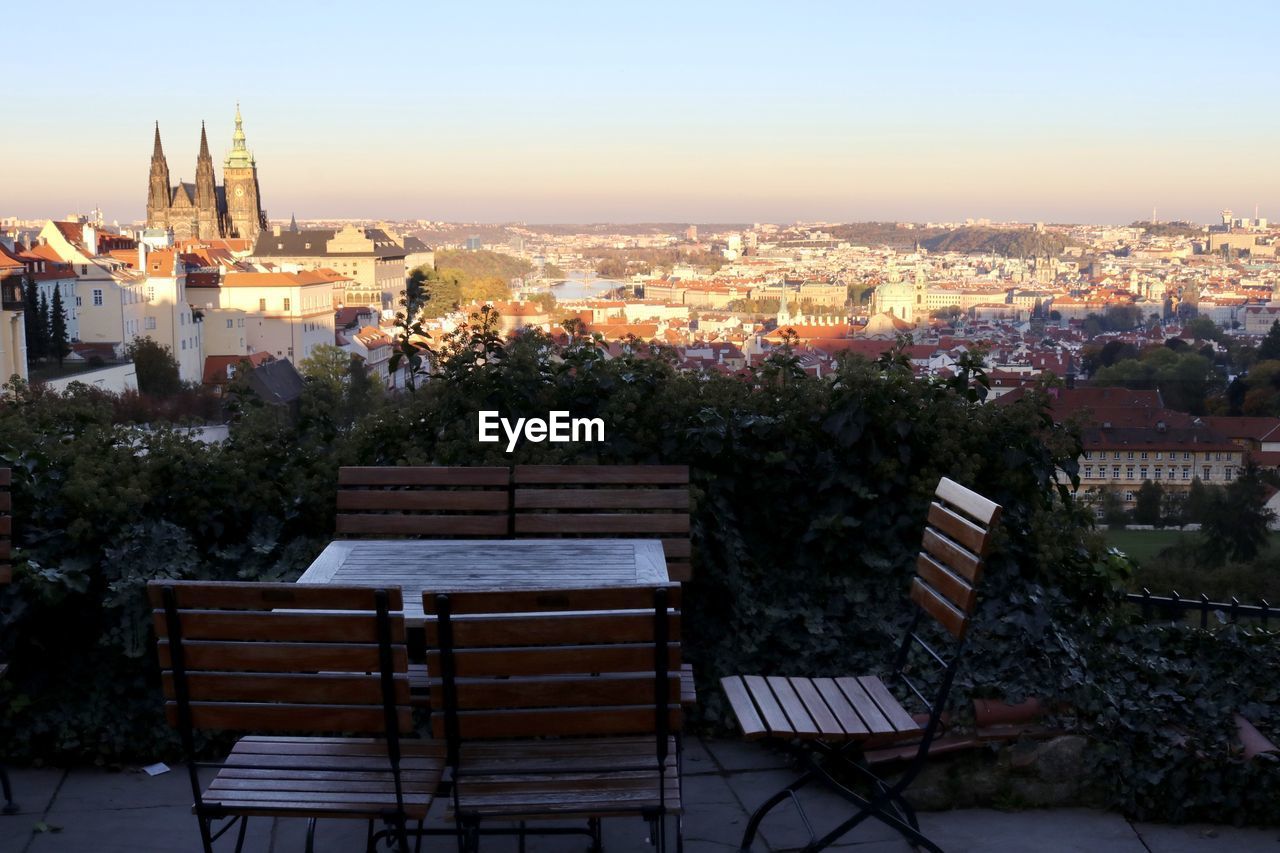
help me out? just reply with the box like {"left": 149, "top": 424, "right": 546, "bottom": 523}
{"left": 738, "top": 770, "right": 815, "bottom": 852}
{"left": 0, "top": 765, "right": 16, "bottom": 815}
{"left": 305, "top": 817, "right": 318, "bottom": 853}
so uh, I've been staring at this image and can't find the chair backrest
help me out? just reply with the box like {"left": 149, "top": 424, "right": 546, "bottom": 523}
{"left": 424, "top": 585, "right": 682, "bottom": 746}
{"left": 336, "top": 466, "right": 511, "bottom": 538}
{"left": 512, "top": 465, "right": 692, "bottom": 581}
{"left": 149, "top": 581, "right": 411, "bottom": 735}
{"left": 0, "top": 468, "right": 10, "bottom": 585}
{"left": 910, "top": 477, "right": 1002, "bottom": 640}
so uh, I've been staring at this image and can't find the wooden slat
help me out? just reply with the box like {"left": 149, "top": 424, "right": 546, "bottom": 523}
{"left": 0, "top": 517, "right": 9, "bottom": 536}
{"left": 513, "top": 465, "right": 688, "bottom": 485}
{"left": 451, "top": 674, "right": 680, "bottom": 710}
{"left": 337, "top": 491, "right": 509, "bottom": 511}
{"left": 909, "top": 578, "right": 969, "bottom": 639}
{"left": 0, "top": 468, "right": 9, "bottom": 485}
{"left": 337, "top": 514, "right": 509, "bottom": 537}
{"left": 514, "top": 514, "right": 690, "bottom": 535}
{"left": 662, "top": 539, "right": 691, "bottom": 558}
{"left": 921, "top": 527, "right": 982, "bottom": 583}
{"left": 157, "top": 640, "right": 405, "bottom": 673}
{"left": 812, "top": 677, "right": 869, "bottom": 736}
{"left": 935, "top": 477, "right": 1001, "bottom": 525}
{"left": 426, "top": 586, "right": 678, "bottom": 615}
{"left": 0, "top": 566, "right": 10, "bottom": 585}
{"left": 766, "top": 676, "right": 820, "bottom": 737}
{"left": 425, "top": 612, "right": 679, "bottom": 647}
{"left": 514, "top": 489, "right": 689, "bottom": 510}
{"left": 147, "top": 581, "right": 401, "bottom": 612}
{"left": 431, "top": 707, "right": 682, "bottom": 740}
{"left": 152, "top": 610, "right": 403, "bottom": 643}
{"left": 339, "top": 466, "right": 509, "bottom": 486}
{"left": 915, "top": 552, "right": 977, "bottom": 612}
{"left": 0, "top": 492, "right": 10, "bottom": 511}
{"left": 426, "top": 644, "right": 679, "bottom": 677}
{"left": 162, "top": 672, "right": 409, "bottom": 705}
{"left": 857, "top": 676, "right": 920, "bottom": 733}
{"left": 740, "top": 675, "right": 793, "bottom": 735}
{"left": 719, "top": 676, "right": 767, "bottom": 738}
{"left": 0, "top": 540, "right": 9, "bottom": 560}
{"left": 168, "top": 702, "right": 412, "bottom": 734}
{"left": 925, "top": 502, "right": 988, "bottom": 554}
{"left": 789, "top": 677, "right": 844, "bottom": 737}
{"left": 834, "top": 676, "right": 895, "bottom": 735}
{"left": 666, "top": 561, "right": 692, "bottom": 583}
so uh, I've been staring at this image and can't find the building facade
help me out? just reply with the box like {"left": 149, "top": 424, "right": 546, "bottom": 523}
{"left": 250, "top": 225, "right": 406, "bottom": 313}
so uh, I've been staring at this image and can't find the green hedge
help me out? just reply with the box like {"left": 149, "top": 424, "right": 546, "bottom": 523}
{"left": 0, "top": 329, "right": 1275, "bottom": 822}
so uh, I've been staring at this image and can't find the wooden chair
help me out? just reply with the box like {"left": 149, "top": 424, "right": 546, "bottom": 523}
{"left": 336, "top": 466, "right": 511, "bottom": 538}
{"left": 425, "top": 585, "right": 683, "bottom": 853}
{"left": 150, "top": 581, "right": 444, "bottom": 853}
{"left": 720, "top": 478, "right": 1002, "bottom": 853}
{"left": 512, "top": 465, "right": 698, "bottom": 707}
{"left": 0, "top": 468, "right": 15, "bottom": 814}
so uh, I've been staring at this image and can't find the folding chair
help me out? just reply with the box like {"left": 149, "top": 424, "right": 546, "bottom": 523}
{"left": 150, "top": 580, "right": 444, "bottom": 853}
{"left": 721, "top": 478, "right": 1001, "bottom": 853}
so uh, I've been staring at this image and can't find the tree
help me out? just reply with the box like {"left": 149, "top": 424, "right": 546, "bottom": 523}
{"left": 37, "top": 291, "right": 51, "bottom": 360}
{"left": 459, "top": 274, "right": 510, "bottom": 305}
{"left": 23, "top": 278, "right": 42, "bottom": 362}
{"left": 1259, "top": 321, "right": 1280, "bottom": 361}
{"left": 1133, "top": 481, "right": 1163, "bottom": 526}
{"left": 299, "top": 344, "right": 352, "bottom": 396}
{"left": 1183, "top": 315, "right": 1221, "bottom": 343}
{"left": 126, "top": 337, "right": 182, "bottom": 396}
{"left": 49, "top": 287, "right": 70, "bottom": 366}
{"left": 1199, "top": 462, "right": 1275, "bottom": 564}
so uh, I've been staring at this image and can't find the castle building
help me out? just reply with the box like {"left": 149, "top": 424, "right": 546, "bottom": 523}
{"left": 146, "top": 106, "right": 267, "bottom": 244}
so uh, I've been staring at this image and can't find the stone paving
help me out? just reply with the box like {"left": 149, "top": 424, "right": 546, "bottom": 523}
{"left": 1, "top": 739, "right": 1276, "bottom": 853}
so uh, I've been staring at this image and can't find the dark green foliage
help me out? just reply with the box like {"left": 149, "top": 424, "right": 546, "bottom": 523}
{"left": 0, "top": 329, "right": 1276, "bottom": 824}
{"left": 36, "top": 292, "right": 50, "bottom": 363}
{"left": 125, "top": 337, "right": 182, "bottom": 397}
{"left": 1257, "top": 321, "right": 1280, "bottom": 362}
{"left": 49, "top": 288, "right": 69, "bottom": 366}
{"left": 22, "top": 279, "right": 42, "bottom": 363}
{"left": 431, "top": 249, "right": 532, "bottom": 283}
{"left": 921, "top": 227, "right": 1070, "bottom": 257}
{"left": 1133, "top": 481, "right": 1163, "bottom": 526}
{"left": 1198, "top": 463, "right": 1274, "bottom": 565}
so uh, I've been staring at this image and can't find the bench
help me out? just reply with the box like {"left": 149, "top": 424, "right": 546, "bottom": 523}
{"left": 425, "top": 585, "right": 683, "bottom": 852}
{"left": 149, "top": 580, "right": 444, "bottom": 853}
{"left": 335, "top": 465, "right": 699, "bottom": 708}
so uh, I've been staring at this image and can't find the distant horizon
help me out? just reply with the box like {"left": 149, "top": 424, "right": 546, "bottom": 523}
{"left": 7, "top": 1, "right": 1280, "bottom": 225}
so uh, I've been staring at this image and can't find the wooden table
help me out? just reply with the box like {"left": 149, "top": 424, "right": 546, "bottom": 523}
{"left": 297, "top": 538, "right": 669, "bottom": 626}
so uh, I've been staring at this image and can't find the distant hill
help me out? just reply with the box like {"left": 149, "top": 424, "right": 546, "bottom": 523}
{"left": 432, "top": 249, "right": 533, "bottom": 281}
{"left": 920, "top": 227, "right": 1070, "bottom": 257}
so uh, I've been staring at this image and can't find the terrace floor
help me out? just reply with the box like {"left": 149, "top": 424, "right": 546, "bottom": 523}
{"left": 2, "top": 738, "right": 1276, "bottom": 853}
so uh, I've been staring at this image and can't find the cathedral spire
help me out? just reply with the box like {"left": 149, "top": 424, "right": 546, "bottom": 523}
{"left": 198, "top": 121, "right": 211, "bottom": 160}
{"left": 226, "top": 102, "right": 254, "bottom": 169}
{"left": 289, "top": 212, "right": 298, "bottom": 232}
{"left": 152, "top": 121, "right": 164, "bottom": 159}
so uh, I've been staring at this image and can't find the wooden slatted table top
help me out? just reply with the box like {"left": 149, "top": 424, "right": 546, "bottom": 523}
{"left": 298, "top": 539, "right": 669, "bottom": 626}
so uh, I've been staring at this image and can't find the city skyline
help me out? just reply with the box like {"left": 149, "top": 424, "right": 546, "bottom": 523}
{"left": 6, "top": 0, "right": 1280, "bottom": 224}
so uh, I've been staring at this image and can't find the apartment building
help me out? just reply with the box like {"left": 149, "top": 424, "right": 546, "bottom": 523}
{"left": 197, "top": 270, "right": 345, "bottom": 364}
{"left": 38, "top": 220, "right": 147, "bottom": 356}
{"left": 249, "top": 224, "right": 406, "bottom": 313}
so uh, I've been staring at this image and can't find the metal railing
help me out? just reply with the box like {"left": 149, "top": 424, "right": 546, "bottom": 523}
{"left": 1124, "top": 589, "right": 1274, "bottom": 628}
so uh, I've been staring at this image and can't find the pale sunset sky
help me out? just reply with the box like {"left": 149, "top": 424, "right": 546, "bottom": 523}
{"left": 4, "top": 0, "right": 1278, "bottom": 224}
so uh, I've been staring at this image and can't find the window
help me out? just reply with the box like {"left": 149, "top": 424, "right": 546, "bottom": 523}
{"left": 1126, "top": 451, "right": 1135, "bottom": 460}
{"left": 181, "top": 340, "right": 186, "bottom": 351}
{"left": 1113, "top": 452, "right": 1120, "bottom": 460}
{"left": 75, "top": 296, "right": 82, "bottom": 307}
{"left": 1139, "top": 466, "right": 1148, "bottom": 480}
{"left": 283, "top": 298, "right": 291, "bottom": 311}
{"left": 1154, "top": 468, "right": 1162, "bottom": 480}
{"left": 1083, "top": 451, "right": 1092, "bottom": 460}
{"left": 1182, "top": 467, "right": 1191, "bottom": 480}
{"left": 92, "top": 289, "right": 103, "bottom": 306}
{"left": 226, "top": 319, "right": 233, "bottom": 328}
{"left": 1202, "top": 466, "right": 1211, "bottom": 480}
{"left": 1155, "top": 452, "right": 1163, "bottom": 460}
{"left": 147, "top": 286, "right": 155, "bottom": 302}
{"left": 237, "top": 318, "right": 245, "bottom": 328}
{"left": 145, "top": 317, "right": 156, "bottom": 330}
{"left": 1123, "top": 491, "right": 1134, "bottom": 503}
{"left": 1183, "top": 452, "right": 1191, "bottom": 460}
{"left": 1225, "top": 467, "right": 1235, "bottom": 481}
{"left": 1112, "top": 466, "right": 1121, "bottom": 479}
{"left": 259, "top": 298, "right": 267, "bottom": 311}
{"left": 1126, "top": 466, "right": 1135, "bottom": 480}
{"left": 1084, "top": 466, "right": 1093, "bottom": 479}
{"left": 81, "top": 265, "right": 88, "bottom": 275}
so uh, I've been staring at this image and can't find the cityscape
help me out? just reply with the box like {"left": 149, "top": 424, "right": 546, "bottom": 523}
{"left": 2, "top": 3, "right": 1279, "bottom": 852}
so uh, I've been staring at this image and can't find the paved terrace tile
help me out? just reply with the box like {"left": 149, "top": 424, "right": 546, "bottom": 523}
{"left": 0, "top": 742, "right": 1277, "bottom": 852}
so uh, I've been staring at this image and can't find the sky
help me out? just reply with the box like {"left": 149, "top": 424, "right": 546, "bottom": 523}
{"left": 5, "top": 0, "right": 1280, "bottom": 225}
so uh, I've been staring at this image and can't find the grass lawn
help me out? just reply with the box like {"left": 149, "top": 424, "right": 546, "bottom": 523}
{"left": 1102, "top": 529, "right": 1196, "bottom": 565}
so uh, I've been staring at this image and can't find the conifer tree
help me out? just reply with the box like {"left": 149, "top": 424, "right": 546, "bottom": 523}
{"left": 23, "top": 278, "right": 42, "bottom": 362}
{"left": 37, "top": 291, "right": 51, "bottom": 361}
{"left": 50, "top": 287, "right": 70, "bottom": 366}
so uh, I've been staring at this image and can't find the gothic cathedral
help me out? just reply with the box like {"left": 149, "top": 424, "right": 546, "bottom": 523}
{"left": 145, "top": 106, "right": 267, "bottom": 243}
